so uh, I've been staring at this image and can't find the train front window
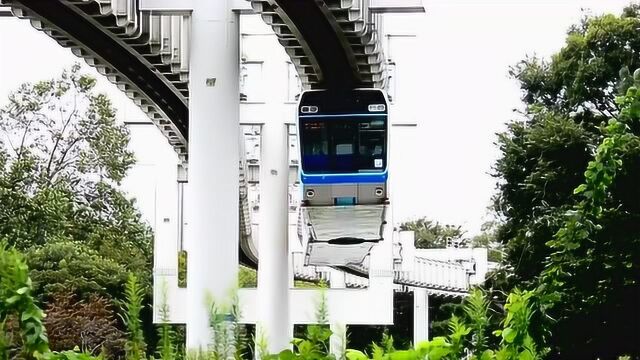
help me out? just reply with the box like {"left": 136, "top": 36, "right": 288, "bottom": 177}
{"left": 301, "top": 115, "right": 387, "bottom": 174}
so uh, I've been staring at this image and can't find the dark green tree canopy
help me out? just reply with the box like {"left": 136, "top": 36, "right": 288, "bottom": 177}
{"left": 494, "top": 5, "right": 640, "bottom": 359}
{"left": 512, "top": 5, "right": 640, "bottom": 121}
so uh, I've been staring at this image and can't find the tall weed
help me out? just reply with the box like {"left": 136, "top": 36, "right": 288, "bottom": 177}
{"left": 120, "top": 273, "right": 147, "bottom": 360}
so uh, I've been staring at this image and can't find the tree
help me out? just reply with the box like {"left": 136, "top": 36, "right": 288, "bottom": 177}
{"left": 494, "top": 6, "right": 640, "bottom": 358}
{"left": 469, "top": 221, "right": 504, "bottom": 263}
{"left": 399, "top": 218, "right": 465, "bottom": 249}
{"left": 0, "top": 65, "right": 153, "bottom": 296}
{"left": 0, "top": 66, "right": 155, "bottom": 356}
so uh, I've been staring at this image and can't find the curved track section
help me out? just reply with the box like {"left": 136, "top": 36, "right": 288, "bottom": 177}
{"left": 2, "top": 0, "right": 260, "bottom": 268}
{"left": 3, "top": 0, "right": 190, "bottom": 161}
{"left": 250, "top": 0, "right": 387, "bottom": 90}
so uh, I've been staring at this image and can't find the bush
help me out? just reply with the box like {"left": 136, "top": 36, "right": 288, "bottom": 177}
{"left": 44, "top": 293, "right": 126, "bottom": 358}
{"left": 25, "top": 241, "right": 128, "bottom": 302}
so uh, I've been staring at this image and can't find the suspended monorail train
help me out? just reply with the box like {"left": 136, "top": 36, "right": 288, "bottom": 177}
{"left": 297, "top": 89, "right": 389, "bottom": 266}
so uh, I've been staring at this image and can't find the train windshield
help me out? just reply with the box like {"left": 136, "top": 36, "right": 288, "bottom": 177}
{"left": 301, "top": 115, "right": 387, "bottom": 174}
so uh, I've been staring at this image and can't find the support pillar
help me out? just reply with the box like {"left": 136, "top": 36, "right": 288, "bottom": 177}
{"left": 330, "top": 323, "right": 347, "bottom": 359}
{"left": 413, "top": 288, "right": 429, "bottom": 344}
{"left": 256, "top": 121, "right": 291, "bottom": 353}
{"left": 185, "top": 0, "right": 239, "bottom": 349}
{"left": 330, "top": 270, "right": 347, "bottom": 359}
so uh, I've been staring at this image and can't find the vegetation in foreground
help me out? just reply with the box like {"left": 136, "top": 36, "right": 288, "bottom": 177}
{"left": 492, "top": 4, "right": 640, "bottom": 357}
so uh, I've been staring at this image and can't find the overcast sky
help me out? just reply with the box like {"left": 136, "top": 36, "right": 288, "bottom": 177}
{"left": 0, "top": 0, "right": 634, "bottom": 236}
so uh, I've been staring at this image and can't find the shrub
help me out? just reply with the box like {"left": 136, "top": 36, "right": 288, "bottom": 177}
{"left": 44, "top": 293, "right": 125, "bottom": 359}
{"left": 0, "top": 242, "right": 49, "bottom": 359}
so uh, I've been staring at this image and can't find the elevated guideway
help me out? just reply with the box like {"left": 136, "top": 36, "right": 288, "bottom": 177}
{"left": 2, "top": 0, "right": 473, "bottom": 297}
{"left": 2, "top": 0, "right": 189, "bottom": 161}
{"left": 250, "top": 0, "right": 388, "bottom": 90}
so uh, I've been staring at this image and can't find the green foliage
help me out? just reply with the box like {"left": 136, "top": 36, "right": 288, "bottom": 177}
{"left": 469, "top": 222, "right": 504, "bottom": 263}
{"left": 262, "top": 290, "right": 333, "bottom": 360}
{"left": 230, "top": 290, "right": 250, "bottom": 360}
{"left": 494, "top": 6, "right": 640, "bottom": 357}
{"left": 156, "top": 282, "right": 177, "bottom": 360}
{"left": 278, "top": 324, "right": 332, "bottom": 360}
{"left": 178, "top": 251, "right": 188, "bottom": 289}
{"left": 428, "top": 298, "right": 463, "bottom": 339}
{"left": 0, "top": 242, "right": 49, "bottom": 359}
{"left": 44, "top": 293, "right": 125, "bottom": 358}
{"left": 491, "top": 290, "right": 545, "bottom": 360}
{"left": 0, "top": 65, "right": 154, "bottom": 356}
{"left": 201, "top": 289, "right": 249, "bottom": 360}
{"left": 463, "top": 289, "right": 490, "bottom": 353}
{"left": 344, "top": 289, "right": 543, "bottom": 360}
{"left": 0, "top": 65, "right": 153, "bottom": 302}
{"left": 121, "top": 274, "right": 147, "bottom": 360}
{"left": 25, "top": 241, "right": 128, "bottom": 302}
{"left": 40, "top": 350, "right": 105, "bottom": 360}
{"left": 0, "top": 243, "right": 129, "bottom": 360}
{"left": 399, "top": 218, "right": 465, "bottom": 249}
{"left": 511, "top": 7, "right": 640, "bottom": 118}
{"left": 315, "top": 289, "right": 329, "bottom": 325}
{"left": 533, "top": 71, "right": 640, "bottom": 356}
{"left": 238, "top": 266, "right": 256, "bottom": 288}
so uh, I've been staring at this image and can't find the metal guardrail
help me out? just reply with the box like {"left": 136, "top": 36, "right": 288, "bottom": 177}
{"left": 395, "top": 257, "right": 468, "bottom": 292}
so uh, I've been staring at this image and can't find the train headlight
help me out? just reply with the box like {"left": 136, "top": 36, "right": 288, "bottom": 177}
{"left": 374, "top": 188, "right": 384, "bottom": 197}
{"left": 301, "top": 106, "right": 319, "bottom": 113}
{"left": 306, "top": 189, "right": 315, "bottom": 198}
{"left": 368, "top": 104, "right": 386, "bottom": 112}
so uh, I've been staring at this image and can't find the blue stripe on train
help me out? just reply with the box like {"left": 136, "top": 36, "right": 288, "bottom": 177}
{"left": 301, "top": 171, "right": 388, "bottom": 184}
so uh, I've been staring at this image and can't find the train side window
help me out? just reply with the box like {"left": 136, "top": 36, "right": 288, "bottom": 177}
{"left": 336, "top": 144, "right": 353, "bottom": 155}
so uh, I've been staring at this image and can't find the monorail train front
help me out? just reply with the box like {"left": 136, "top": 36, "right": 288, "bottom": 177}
{"left": 297, "top": 89, "right": 390, "bottom": 266}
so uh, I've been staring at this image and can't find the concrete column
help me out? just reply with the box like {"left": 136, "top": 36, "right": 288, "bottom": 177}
{"left": 413, "top": 288, "right": 429, "bottom": 344}
{"left": 329, "top": 269, "right": 347, "bottom": 359}
{"left": 185, "top": 0, "right": 239, "bottom": 349}
{"left": 330, "top": 322, "right": 347, "bottom": 360}
{"left": 256, "top": 121, "right": 291, "bottom": 353}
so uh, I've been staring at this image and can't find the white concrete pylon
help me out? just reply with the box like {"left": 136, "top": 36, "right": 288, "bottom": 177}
{"left": 413, "top": 288, "right": 429, "bottom": 344}
{"left": 185, "top": 0, "right": 240, "bottom": 349}
{"left": 256, "top": 121, "right": 291, "bottom": 354}
{"left": 329, "top": 269, "right": 347, "bottom": 359}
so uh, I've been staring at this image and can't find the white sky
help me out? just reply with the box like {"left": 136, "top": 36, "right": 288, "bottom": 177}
{"left": 0, "top": 0, "right": 633, "bottom": 236}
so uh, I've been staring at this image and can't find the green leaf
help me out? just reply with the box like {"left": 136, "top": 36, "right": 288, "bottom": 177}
{"left": 278, "top": 349, "right": 296, "bottom": 360}
{"left": 573, "top": 184, "right": 587, "bottom": 194}
{"left": 346, "top": 350, "right": 369, "bottom": 360}
{"left": 480, "top": 350, "right": 496, "bottom": 360}
{"left": 5, "top": 295, "right": 21, "bottom": 305}
{"left": 518, "top": 350, "right": 535, "bottom": 360}
{"left": 502, "top": 327, "right": 517, "bottom": 343}
{"left": 388, "top": 350, "right": 418, "bottom": 360}
{"left": 426, "top": 347, "right": 452, "bottom": 360}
